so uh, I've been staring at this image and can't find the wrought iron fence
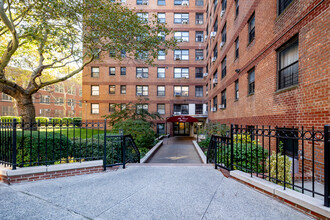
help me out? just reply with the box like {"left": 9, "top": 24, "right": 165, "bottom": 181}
{"left": 207, "top": 124, "right": 329, "bottom": 207}
{"left": 0, "top": 119, "right": 140, "bottom": 170}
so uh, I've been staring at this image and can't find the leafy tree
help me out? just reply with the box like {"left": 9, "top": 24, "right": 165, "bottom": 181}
{"left": 0, "top": 0, "right": 176, "bottom": 123}
{"left": 105, "top": 98, "right": 161, "bottom": 126}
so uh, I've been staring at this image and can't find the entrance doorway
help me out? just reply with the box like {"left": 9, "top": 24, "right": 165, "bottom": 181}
{"left": 173, "top": 122, "right": 190, "bottom": 136}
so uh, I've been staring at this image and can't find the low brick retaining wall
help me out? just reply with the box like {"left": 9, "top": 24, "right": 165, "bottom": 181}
{"left": 0, "top": 160, "right": 103, "bottom": 184}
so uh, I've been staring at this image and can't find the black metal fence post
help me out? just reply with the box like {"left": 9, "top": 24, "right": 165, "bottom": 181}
{"left": 12, "top": 119, "right": 17, "bottom": 170}
{"left": 122, "top": 135, "right": 126, "bottom": 169}
{"left": 103, "top": 119, "right": 107, "bottom": 171}
{"left": 324, "top": 125, "right": 329, "bottom": 207}
{"left": 230, "top": 124, "right": 234, "bottom": 171}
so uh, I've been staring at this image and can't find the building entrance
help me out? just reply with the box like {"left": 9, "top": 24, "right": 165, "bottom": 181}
{"left": 173, "top": 122, "right": 190, "bottom": 136}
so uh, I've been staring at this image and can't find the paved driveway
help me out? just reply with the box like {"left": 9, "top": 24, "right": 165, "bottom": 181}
{"left": 0, "top": 165, "right": 310, "bottom": 220}
{"left": 147, "top": 137, "right": 202, "bottom": 163}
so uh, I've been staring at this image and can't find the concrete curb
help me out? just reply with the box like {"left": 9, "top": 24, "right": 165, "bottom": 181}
{"left": 140, "top": 140, "right": 163, "bottom": 163}
{"left": 192, "top": 140, "right": 207, "bottom": 164}
{"left": 0, "top": 160, "right": 103, "bottom": 177}
{"left": 230, "top": 170, "right": 330, "bottom": 218}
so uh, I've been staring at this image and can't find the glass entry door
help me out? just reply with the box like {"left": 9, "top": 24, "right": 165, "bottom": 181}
{"left": 173, "top": 122, "right": 190, "bottom": 136}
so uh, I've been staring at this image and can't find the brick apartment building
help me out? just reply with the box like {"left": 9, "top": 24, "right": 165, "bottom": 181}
{"left": 0, "top": 79, "right": 83, "bottom": 118}
{"left": 82, "top": 0, "right": 329, "bottom": 136}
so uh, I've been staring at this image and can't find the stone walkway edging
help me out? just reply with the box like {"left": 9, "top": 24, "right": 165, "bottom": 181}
{"left": 192, "top": 140, "right": 207, "bottom": 164}
{"left": 230, "top": 170, "right": 330, "bottom": 219}
{"left": 140, "top": 140, "right": 163, "bottom": 163}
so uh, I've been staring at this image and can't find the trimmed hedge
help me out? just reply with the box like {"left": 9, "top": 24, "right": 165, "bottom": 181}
{"left": 62, "top": 117, "right": 73, "bottom": 124}
{"left": 35, "top": 117, "right": 49, "bottom": 125}
{"left": 0, "top": 116, "right": 21, "bottom": 123}
{"left": 50, "top": 117, "right": 62, "bottom": 125}
{"left": 73, "top": 117, "right": 82, "bottom": 126}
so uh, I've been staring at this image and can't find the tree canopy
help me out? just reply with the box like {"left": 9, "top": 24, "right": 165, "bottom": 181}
{"left": 0, "top": 0, "right": 176, "bottom": 122}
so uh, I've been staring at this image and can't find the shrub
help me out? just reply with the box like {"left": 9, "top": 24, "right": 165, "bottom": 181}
{"left": 73, "top": 117, "right": 82, "bottom": 126}
{"left": 54, "top": 157, "right": 83, "bottom": 164}
{"left": 62, "top": 117, "right": 73, "bottom": 124}
{"left": 139, "top": 147, "right": 149, "bottom": 158}
{"left": 15, "top": 131, "right": 73, "bottom": 167}
{"left": 198, "top": 136, "right": 211, "bottom": 152}
{"left": 35, "top": 117, "right": 49, "bottom": 125}
{"left": 0, "top": 116, "right": 21, "bottom": 123}
{"left": 111, "top": 119, "right": 156, "bottom": 149}
{"left": 50, "top": 117, "right": 62, "bottom": 125}
{"left": 266, "top": 142, "right": 292, "bottom": 188}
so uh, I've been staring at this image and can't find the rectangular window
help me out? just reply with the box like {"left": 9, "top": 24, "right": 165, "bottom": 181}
{"left": 195, "top": 104, "right": 203, "bottom": 114}
{"left": 174, "top": 49, "right": 189, "bottom": 60}
{"left": 196, "top": 0, "right": 203, "bottom": 6}
{"left": 174, "top": 13, "right": 189, "bottom": 24}
{"left": 137, "top": 0, "right": 148, "bottom": 5}
{"left": 174, "top": 68, "right": 189, "bottom": 78}
{"left": 195, "top": 13, "right": 203, "bottom": 24}
{"left": 40, "top": 95, "right": 50, "bottom": 104}
{"left": 213, "top": 71, "right": 218, "bottom": 88}
{"left": 136, "top": 67, "right": 149, "bottom": 78}
{"left": 213, "top": 43, "right": 218, "bottom": 59}
{"left": 221, "top": 0, "right": 227, "bottom": 11}
{"left": 248, "top": 13, "right": 255, "bottom": 43}
{"left": 235, "top": 0, "right": 239, "bottom": 17}
{"left": 214, "top": 0, "right": 218, "bottom": 13}
{"left": 158, "top": 50, "right": 166, "bottom": 60}
{"left": 137, "top": 12, "right": 149, "bottom": 23}
{"left": 157, "top": 86, "right": 165, "bottom": 96}
{"left": 136, "top": 104, "right": 148, "bottom": 113}
{"left": 158, "top": 0, "right": 165, "bottom": 5}
{"left": 195, "top": 86, "right": 203, "bottom": 97}
{"left": 39, "top": 109, "right": 50, "bottom": 117}
{"left": 158, "top": 32, "right": 165, "bottom": 41}
{"left": 136, "top": 86, "right": 149, "bottom": 96}
{"left": 213, "top": 96, "right": 217, "bottom": 111}
{"left": 109, "top": 67, "right": 116, "bottom": 75}
{"left": 174, "top": 31, "right": 189, "bottom": 42}
{"left": 157, "top": 67, "right": 165, "bottom": 78}
{"left": 278, "top": 38, "right": 298, "bottom": 90}
{"left": 157, "top": 123, "right": 165, "bottom": 135}
{"left": 157, "top": 104, "right": 165, "bottom": 115}
{"left": 121, "top": 50, "right": 126, "bottom": 58}
{"left": 55, "top": 97, "right": 64, "bottom": 106}
{"left": 235, "top": 37, "right": 239, "bottom": 59}
{"left": 109, "top": 50, "right": 116, "bottom": 57}
{"left": 276, "top": 127, "right": 298, "bottom": 158}
{"left": 213, "top": 18, "right": 218, "bottom": 32}
{"left": 174, "top": 104, "right": 189, "bottom": 114}
{"left": 195, "top": 31, "right": 204, "bottom": 42}
{"left": 120, "top": 85, "right": 126, "bottom": 94}
{"left": 109, "top": 85, "right": 116, "bottom": 94}
{"left": 120, "top": 67, "right": 126, "bottom": 75}
{"left": 221, "top": 57, "right": 226, "bottom": 78}
{"left": 174, "top": 86, "right": 189, "bottom": 97}
{"left": 248, "top": 68, "right": 255, "bottom": 94}
{"left": 2, "top": 93, "right": 12, "bottom": 101}
{"left": 91, "top": 104, "right": 99, "bottom": 114}
{"left": 55, "top": 84, "right": 64, "bottom": 93}
{"left": 91, "top": 85, "right": 99, "bottom": 96}
{"left": 221, "top": 89, "right": 226, "bottom": 108}
{"left": 235, "top": 80, "right": 239, "bottom": 100}
{"left": 2, "top": 106, "right": 14, "bottom": 116}
{"left": 67, "top": 99, "right": 74, "bottom": 107}
{"left": 158, "top": 13, "right": 166, "bottom": 23}
{"left": 195, "top": 67, "right": 203, "bottom": 78}
{"left": 121, "top": 104, "right": 126, "bottom": 110}
{"left": 221, "top": 23, "right": 226, "bottom": 44}
{"left": 278, "top": 0, "right": 293, "bottom": 15}
{"left": 91, "top": 67, "right": 99, "bottom": 77}
{"left": 109, "top": 104, "right": 116, "bottom": 113}
{"left": 195, "top": 49, "right": 204, "bottom": 61}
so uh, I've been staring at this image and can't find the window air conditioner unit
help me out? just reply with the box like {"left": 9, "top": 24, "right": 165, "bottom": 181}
{"left": 206, "top": 91, "right": 208, "bottom": 95}
{"left": 182, "top": 19, "right": 188, "bottom": 24}
{"left": 137, "top": 75, "right": 143, "bottom": 79}
{"left": 184, "top": 75, "right": 189, "bottom": 79}
{"left": 211, "top": 107, "right": 216, "bottom": 112}
{"left": 204, "top": 111, "right": 208, "bottom": 115}
{"left": 213, "top": 78, "right": 218, "bottom": 84}
{"left": 197, "top": 56, "right": 204, "bottom": 60}
{"left": 220, "top": 41, "right": 225, "bottom": 48}
{"left": 174, "top": 112, "right": 181, "bottom": 115}
{"left": 137, "top": 93, "right": 143, "bottom": 96}
{"left": 203, "top": 72, "right": 208, "bottom": 77}
{"left": 219, "top": 104, "right": 225, "bottom": 109}
{"left": 211, "top": 57, "right": 216, "bottom": 62}
{"left": 142, "top": 0, "right": 148, "bottom": 5}
{"left": 210, "top": 32, "right": 217, "bottom": 38}
{"left": 182, "top": 1, "right": 189, "bottom": 6}
{"left": 220, "top": 10, "right": 225, "bottom": 17}
{"left": 198, "top": 20, "right": 203, "bottom": 24}
{"left": 175, "top": 55, "right": 181, "bottom": 60}
{"left": 204, "top": 35, "right": 208, "bottom": 40}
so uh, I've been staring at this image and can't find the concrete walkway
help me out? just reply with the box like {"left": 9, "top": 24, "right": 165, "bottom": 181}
{"left": 0, "top": 165, "right": 311, "bottom": 220}
{"left": 147, "top": 137, "right": 202, "bottom": 163}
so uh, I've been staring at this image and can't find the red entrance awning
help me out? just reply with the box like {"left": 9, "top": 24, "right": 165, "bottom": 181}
{"left": 167, "top": 115, "right": 199, "bottom": 123}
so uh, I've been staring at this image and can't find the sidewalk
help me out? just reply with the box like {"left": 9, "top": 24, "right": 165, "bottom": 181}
{"left": 147, "top": 137, "right": 202, "bottom": 163}
{"left": 0, "top": 165, "right": 311, "bottom": 219}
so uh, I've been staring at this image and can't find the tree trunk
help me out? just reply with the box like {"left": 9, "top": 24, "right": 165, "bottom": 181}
{"left": 16, "top": 94, "right": 36, "bottom": 127}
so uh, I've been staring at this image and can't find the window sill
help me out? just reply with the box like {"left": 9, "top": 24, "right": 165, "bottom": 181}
{"left": 247, "top": 39, "right": 255, "bottom": 48}
{"left": 247, "top": 93, "right": 254, "bottom": 97}
{"left": 234, "top": 99, "right": 239, "bottom": 102}
{"left": 275, "top": 85, "right": 298, "bottom": 95}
